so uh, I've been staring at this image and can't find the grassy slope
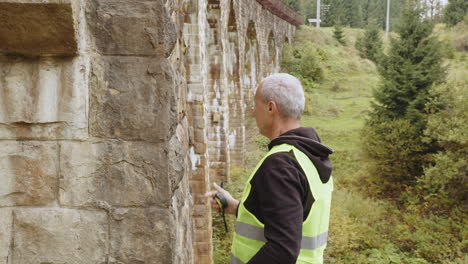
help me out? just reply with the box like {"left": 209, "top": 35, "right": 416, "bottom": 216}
{"left": 213, "top": 25, "right": 467, "bottom": 264}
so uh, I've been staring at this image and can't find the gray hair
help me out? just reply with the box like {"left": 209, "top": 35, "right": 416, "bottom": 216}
{"left": 258, "top": 73, "right": 305, "bottom": 120}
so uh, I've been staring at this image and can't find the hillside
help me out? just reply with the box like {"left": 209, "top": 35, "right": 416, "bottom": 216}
{"left": 213, "top": 24, "right": 467, "bottom": 263}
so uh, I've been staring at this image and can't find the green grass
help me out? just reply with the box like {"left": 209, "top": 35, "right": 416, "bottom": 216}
{"left": 213, "top": 25, "right": 468, "bottom": 264}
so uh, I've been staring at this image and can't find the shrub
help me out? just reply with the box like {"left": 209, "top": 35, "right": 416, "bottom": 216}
{"left": 281, "top": 42, "right": 324, "bottom": 84}
{"left": 355, "top": 25, "right": 383, "bottom": 63}
{"left": 362, "top": 118, "right": 430, "bottom": 195}
{"left": 420, "top": 82, "right": 468, "bottom": 202}
{"left": 443, "top": 0, "right": 468, "bottom": 26}
{"left": 333, "top": 24, "right": 346, "bottom": 45}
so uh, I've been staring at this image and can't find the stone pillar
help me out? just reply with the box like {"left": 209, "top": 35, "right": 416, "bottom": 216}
{"left": 225, "top": 1, "right": 245, "bottom": 167}
{"left": 184, "top": 0, "right": 214, "bottom": 263}
{"left": 206, "top": 0, "right": 229, "bottom": 184}
{"left": 0, "top": 0, "right": 193, "bottom": 263}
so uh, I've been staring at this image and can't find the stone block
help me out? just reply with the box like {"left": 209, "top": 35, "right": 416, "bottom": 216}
{"left": 109, "top": 208, "right": 172, "bottom": 263}
{"left": 89, "top": 56, "right": 176, "bottom": 143}
{"left": 0, "top": 0, "right": 77, "bottom": 56}
{"left": 168, "top": 119, "right": 190, "bottom": 192}
{"left": 86, "top": 0, "right": 176, "bottom": 56}
{"left": 0, "top": 141, "right": 58, "bottom": 206}
{"left": 11, "top": 208, "right": 108, "bottom": 263}
{"left": 195, "top": 230, "right": 211, "bottom": 243}
{"left": 193, "top": 117, "right": 206, "bottom": 129}
{"left": 0, "top": 56, "right": 88, "bottom": 140}
{"left": 171, "top": 174, "right": 195, "bottom": 264}
{"left": 194, "top": 242, "right": 211, "bottom": 255}
{"left": 194, "top": 142, "right": 206, "bottom": 154}
{"left": 196, "top": 255, "right": 213, "bottom": 264}
{"left": 193, "top": 128, "right": 205, "bottom": 145}
{"left": 193, "top": 193, "right": 208, "bottom": 205}
{"left": 192, "top": 204, "right": 210, "bottom": 217}
{"left": 0, "top": 209, "right": 12, "bottom": 262}
{"left": 191, "top": 181, "right": 207, "bottom": 194}
{"left": 59, "top": 140, "right": 171, "bottom": 207}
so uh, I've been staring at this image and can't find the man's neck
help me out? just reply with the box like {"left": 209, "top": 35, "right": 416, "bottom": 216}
{"left": 267, "top": 119, "right": 301, "bottom": 140}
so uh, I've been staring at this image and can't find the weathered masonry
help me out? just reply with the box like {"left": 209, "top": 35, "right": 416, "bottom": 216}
{"left": 0, "top": 0, "right": 301, "bottom": 263}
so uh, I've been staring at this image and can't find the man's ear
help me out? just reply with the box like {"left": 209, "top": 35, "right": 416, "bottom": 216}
{"left": 268, "top": 101, "right": 275, "bottom": 112}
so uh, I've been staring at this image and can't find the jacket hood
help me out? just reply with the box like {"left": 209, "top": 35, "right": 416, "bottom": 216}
{"left": 268, "top": 127, "right": 333, "bottom": 183}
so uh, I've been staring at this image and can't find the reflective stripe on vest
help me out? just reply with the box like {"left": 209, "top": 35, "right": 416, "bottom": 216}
{"left": 231, "top": 255, "right": 244, "bottom": 264}
{"left": 235, "top": 222, "right": 329, "bottom": 250}
{"left": 231, "top": 143, "right": 333, "bottom": 264}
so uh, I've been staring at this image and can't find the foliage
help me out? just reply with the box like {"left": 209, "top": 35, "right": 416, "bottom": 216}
{"left": 363, "top": 3, "right": 446, "bottom": 197}
{"left": 281, "top": 42, "right": 325, "bottom": 85}
{"left": 362, "top": 118, "right": 431, "bottom": 195}
{"left": 281, "top": 0, "right": 300, "bottom": 12}
{"left": 321, "top": 0, "right": 402, "bottom": 29}
{"left": 282, "top": 41, "right": 324, "bottom": 115}
{"left": 355, "top": 24, "right": 384, "bottom": 62}
{"left": 420, "top": 81, "right": 468, "bottom": 202}
{"left": 333, "top": 24, "right": 346, "bottom": 45}
{"left": 372, "top": 4, "right": 445, "bottom": 128}
{"left": 443, "top": 0, "right": 468, "bottom": 26}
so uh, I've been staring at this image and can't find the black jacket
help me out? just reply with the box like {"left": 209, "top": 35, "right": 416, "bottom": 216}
{"left": 243, "top": 127, "right": 333, "bottom": 264}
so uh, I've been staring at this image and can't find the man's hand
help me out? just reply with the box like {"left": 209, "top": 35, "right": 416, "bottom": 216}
{"left": 204, "top": 183, "right": 239, "bottom": 215}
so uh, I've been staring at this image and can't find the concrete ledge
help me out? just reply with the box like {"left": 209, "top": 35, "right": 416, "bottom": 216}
{"left": 256, "top": 0, "right": 304, "bottom": 25}
{"left": 0, "top": 0, "right": 77, "bottom": 56}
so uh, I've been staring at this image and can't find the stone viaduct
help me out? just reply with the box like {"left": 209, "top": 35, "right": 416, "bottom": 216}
{"left": 0, "top": 0, "right": 301, "bottom": 263}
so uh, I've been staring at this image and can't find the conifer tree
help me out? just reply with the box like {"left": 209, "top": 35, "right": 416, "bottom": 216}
{"left": 282, "top": 0, "right": 301, "bottom": 12}
{"left": 355, "top": 24, "right": 383, "bottom": 62}
{"left": 363, "top": 2, "right": 446, "bottom": 188}
{"left": 347, "top": 0, "right": 365, "bottom": 28}
{"left": 333, "top": 24, "right": 346, "bottom": 45}
{"left": 443, "top": 0, "right": 468, "bottom": 26}
{"left": 372, "top": 3, "right": 445, "bottom": 129}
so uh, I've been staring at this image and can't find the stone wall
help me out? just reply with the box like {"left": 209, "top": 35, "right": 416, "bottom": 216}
{"left": 0, "top": 0, "right": 298, "bottom": 263}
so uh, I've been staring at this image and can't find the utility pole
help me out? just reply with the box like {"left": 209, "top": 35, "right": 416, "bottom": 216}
{"left": 316, "top": 0, "right": 321, "bottom": 28}
{"left": 386, "top": 0, "right": 390, "bottom": 37}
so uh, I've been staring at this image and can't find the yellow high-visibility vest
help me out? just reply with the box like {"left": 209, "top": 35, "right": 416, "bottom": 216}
{"left": 231, "top": 143, "right": 333, "bottom": 264}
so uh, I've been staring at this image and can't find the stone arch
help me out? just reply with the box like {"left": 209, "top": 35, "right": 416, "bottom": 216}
{"left": 243, "top": 20, "right": 259, "bottom": 113}
{"left": 267, "top": 31, "right": 277, "bottom": 74}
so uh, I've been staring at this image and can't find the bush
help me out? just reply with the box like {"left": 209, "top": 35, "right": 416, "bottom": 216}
{"left": 443, "top": 0, "right": 468, "bottom": 26}
{"left": 420, "top": 82, "right": 468, "bottom": 201}
{"left": 362, "top": 118, "right": 430, "bottom": 195}
{"left": 281, "top": 42, "right": 324, "bottom": 84}
{"left": 355, "top": 25, "right": 383, "bottom": 63}
{"left": 333, "top": 24, "right": 346, "bottom": 45}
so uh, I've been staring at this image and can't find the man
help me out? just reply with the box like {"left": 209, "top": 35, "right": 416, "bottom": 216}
{"left": 205, "top": 73, "right": 334, "bottom": 264}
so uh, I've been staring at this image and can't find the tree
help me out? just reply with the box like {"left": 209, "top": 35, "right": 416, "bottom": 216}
{"left": 355, "top": 24, "right": 383, "bottom": 62}
{"left": 282, "top": 0, "right": 301, "bottom": 12}
{"left": 347, "top": 0, "right": 365, "bottom": 28}
{"left": 372, "top": 3, "right": 445, "bottom": 128}
{"left": 362, "top": 0, "right": 386, "bottom": 27}
{"left": 421, "top": 81, "right": 468, "bottom": 202}
{"left": 323, "top": 0, "right": 346, "bottom": 26}
{"left": 443, "top": 0, "right": 468, "bottom": 26}
{"left": 364, "top": 3, "right": 446, "bottom": 190}
{"left": 333, "top": 23, "right": 346, "bottom": 45}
